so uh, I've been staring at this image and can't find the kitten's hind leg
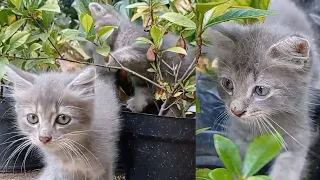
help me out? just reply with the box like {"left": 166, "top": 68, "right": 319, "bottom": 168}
{"left": 269, "top": 150, "right": 307, "bottom": 180}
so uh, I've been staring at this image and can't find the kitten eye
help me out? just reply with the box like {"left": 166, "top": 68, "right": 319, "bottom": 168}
{"left": 221, "top": 78, "right": 234, "bottom": 93}
{"left": 56, "top": 115, "right": 71, "bottom": 125}
{"left": 27, "top": 114, "right": 39, "bottom": 124}
{"left": 254, "top": 86, "right": 270, "bottom": 96}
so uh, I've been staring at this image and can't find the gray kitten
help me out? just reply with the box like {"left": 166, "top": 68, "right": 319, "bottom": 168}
{"left": 5, "top": 65, "right": 121, "bottom": 180}
{"left": 84, "top": 2, "right": 195, "bottom": 114}
{"left": 204, "top": 0, "right": 317, "bottom": 179}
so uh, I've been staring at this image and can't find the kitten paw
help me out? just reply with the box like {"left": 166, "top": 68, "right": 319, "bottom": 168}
{"left": 126, "top": 97, "right": 148, "bottom": 112}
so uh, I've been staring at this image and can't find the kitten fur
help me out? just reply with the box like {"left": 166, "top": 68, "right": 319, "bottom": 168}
{"left": 204, "top": 0, "right": 316, "bottom": 179}
{"left": 5, "top": 65, "right": 121, "bottom": 180}
{"left": 83, "top": 2, "right": 195, "bottom": 114}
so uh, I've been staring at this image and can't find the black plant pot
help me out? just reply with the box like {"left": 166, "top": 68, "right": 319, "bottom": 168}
{"left": 0, "top": 96, "right": 43, "bottom": 172}
{"left": 0, "top": 95, "right": 195, "bottom": 179}
{"left": 121, "top": 112, "right": 195, "bottom": 180}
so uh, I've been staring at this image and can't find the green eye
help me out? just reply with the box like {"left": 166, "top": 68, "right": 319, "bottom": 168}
{"left": 254, "top": 86, "right": 270, "bottom": 96}
{"left": 27, "top": 114, "right": 39, "bottom": 124}
{"left": 56, "top": 114, "right": 71, "bottom": 125}
{"left": 221, "top": 78, "right": 234, "bottom": 93}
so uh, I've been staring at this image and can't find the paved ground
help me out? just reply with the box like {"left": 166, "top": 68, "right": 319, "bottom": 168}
{"left": 0, "top": 171, "right": 40, "bottom": 180}
{"left": 0, "top": 171, "right": 125, "bottom": 180}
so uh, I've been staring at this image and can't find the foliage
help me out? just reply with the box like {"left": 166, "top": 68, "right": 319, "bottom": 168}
{"left": 196, "top": 134, "right": 283, "bottom": 180}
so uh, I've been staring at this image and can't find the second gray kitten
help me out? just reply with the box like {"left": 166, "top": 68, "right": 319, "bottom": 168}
{"left": 5, "top": 65, "right": 121, "bottom": 180}
{"left": 84, "top": 2, "right": 195, "bottom": 113}
{"left": 204, "top": 0, "right": 316, "bottom": 179}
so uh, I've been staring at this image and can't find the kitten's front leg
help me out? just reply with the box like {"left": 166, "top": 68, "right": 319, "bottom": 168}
{"left": 127, "top": 86, "right": 153, "bottom": 112}
{"left": 269, "top": 151, "right": 307, "bottom": 180}
{"left": 108, "top": 45, "right": 148, "bottom": 68}
{"left": 38, "top": 165, "right": 69, "bottom": 180}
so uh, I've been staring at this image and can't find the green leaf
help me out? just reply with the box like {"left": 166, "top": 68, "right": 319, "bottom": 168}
{"left": 136, "top": 37, "right": 153, "bottom": 45}
{"left": 160, "top": 12, "right": 196, "bottom": 29}
{"left": 214, "top": 134, "right": 242, "bottom": 177}
{"left": 242, "top": 133, "right": 283, "bottom": 178}
{"left": 9, "top": 31, "right": 30, "bottom": 50}
{"left": 10, "top": 0, "right": 22, "bottom": 9}
{"left": 126, "top": 2, "right": 148, "bottom": 8}
{"left": 208, "top": 168, "right": 234, "bottom": 180}
{"left": 251, "top": 0, "right": 271, "bottom": 10}
{"left": 247, "top": 176, "right": 272, "bottom": 180}
{"left": 163, "top": 47, "right": 187, "bottom": 55}
{"left": 196, "top": 97, "right": 201, "bottom": 113}
{"left": 37, "top": 4, "right": 61, "bottom": 13}
{"left": 3, "top": 19, "right": 26, "bottom": 41}
{"left": 196, "top": 168, "right": 211, "bottom": 179}
{"left": 150, "top": 26, "right": 164, "bottom": 48}
{"left": 96, "top": 45, "right": 111, "bottom": 57}
{"left": 98, "top": 26, "right": 117, "bottom": 42}
{"left": 0, "top": 58, "right": 9, "bottom": 80}
{"left": 147, "top": 68, "right": 156, "bottom": 73}
{"left": 29, "top": 43, "right": 42, "bottom": 53}
{"left": 205, "top": 8, "right": 278, "bottom": 28}
{"left": 42, "top": 11, "right": 55, "bottom": 30}
{"left": 196, "top": 1, "right": 229, "bottom": 14}
{"left": 81, "top": 14, "right": 94, "bottom": 33}
{"left": 196, "top": 178, "right": 211, "bottom": 180}
{"left": 196, "top": 127, "right": 210, "bottom": 135}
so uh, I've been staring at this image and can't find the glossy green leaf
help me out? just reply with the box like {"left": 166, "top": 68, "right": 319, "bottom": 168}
{"left": 74, "top": 0, "right": 91, "bottom": 14}
{"left": 243, "top": 133, "right": 283, "bottom": 178}
{"left": 37, "top": 4, "right": 61, "bottom": 13}
{"left": 81, "top": 14, "right": 93, "bottom": 33}
{"left": 3, "top": 19, "right": 26, "bottom": 41}
{"left": 196, "top": 127, "right": 210, "bottom": 135}
{"left": 29, "top": 43, "right": 42, "bottom": 53}
{"left": 9, "top": 31, "right": 30, "bottom": 50}
{"left": 247, "top": 176, "right": 272, "bottom": 180}
{"left": 205, "top": 8, "right": 278, "bottom": 28}
{"left": 150, "top": 26, "right": 164, "bottom": 48}
{"left": 0, "top": 57, "right": 9, "bottom": 80}
{"left": 208, "top": 168, "right": 234, "bottom": 180}
{"left": 98, "top": 26, "right": 117, "bottom": 42}
{"left": 42, "top": 11, "right": 55, "bottom": 30}
{"left": 136, "top": 37, "right": 153, "bottom": 45}
{"left": 196, "top": 1, "right": 228, "bottom": 14}
{"left": 160, "top": 12, "right": 196, "bottom": 29}
{"left": 10, "top": 0, "right": 22, "bottom": 9}
{"left": 251, "top": 0, "right": 271, "bottom": 10}
{"left": 196, "top": 168, "right": 211, "bottom": 179}
{"left": 96, "top": 45, "right": 111, "bottom": 57}
{"left": 126, "top": 2, "right": 148, "bottom": 8}
{"left": 164, "top": 47, "right": 187, "bottom": 55}
{"left": 214, "top": 134, "right": 242, "bottom": 177}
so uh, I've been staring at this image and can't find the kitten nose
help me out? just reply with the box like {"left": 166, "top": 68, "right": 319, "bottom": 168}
{"left": 39, "top": 136, "right": 52, "bottom": 144}
{"left": 231, "top": 109, "right": 246, "bottom": 117}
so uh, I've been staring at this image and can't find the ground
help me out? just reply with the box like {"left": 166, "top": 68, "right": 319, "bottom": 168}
{"left": 0, "top": 171, "right": 125, "bottom": 180}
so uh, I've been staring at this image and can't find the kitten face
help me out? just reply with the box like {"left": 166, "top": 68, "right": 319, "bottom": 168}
{"left": 210, "top": 24, "right": 311, "bottom": 122}
{"left": 5, "top": 66, "right": 96, "bottom": 152}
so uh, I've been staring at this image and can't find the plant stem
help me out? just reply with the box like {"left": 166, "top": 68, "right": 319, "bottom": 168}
{"left": 158, "top": 57, "right": 196, "bottom": 115}
{"left": 108, "top": 53, "right": 166, "bottom": 90}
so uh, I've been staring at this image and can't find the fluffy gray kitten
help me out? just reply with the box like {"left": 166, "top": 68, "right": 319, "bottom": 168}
{"left": 204, "top": 0, "right": 316, "bottom": 179}
{"left": 5, "top": 65, "right": 121, "bottom": 180}
{"left": 84, "top": 2, "right": 195, "bottom": 113}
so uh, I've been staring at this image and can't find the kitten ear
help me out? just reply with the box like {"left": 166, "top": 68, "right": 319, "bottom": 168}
{"left": 89, "top": 2, "right": 107, "bottom": 18}
{"left": 266, "top": 36, "right": 310, "bottom": 69}
{"left": 5, "top": 65, "right": 35, "bottom": 91}
{"left": 67, "top": 67, "right": 97, "bottom": 97}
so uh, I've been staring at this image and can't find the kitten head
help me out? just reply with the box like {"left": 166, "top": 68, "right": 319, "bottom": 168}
{"left": 5, "top": 65, "right": 97, "bottom": 152}
{"left": 89, "top": 2, "right": 121, "bottom": 31}
{"left": 207, "top": 23, "right": 311, "bottom": 123}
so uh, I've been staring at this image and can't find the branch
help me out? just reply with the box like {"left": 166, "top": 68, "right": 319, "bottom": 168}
{"left": 108, "top": 53, "right": 166, "bottom": 90}
{"left": 158, "top": 57, "right": 196, "bottom": 115}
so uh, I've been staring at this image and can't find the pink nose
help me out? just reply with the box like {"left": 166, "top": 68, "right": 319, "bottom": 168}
{"left": 231, "top": 109, "right": 246, "bottom": 117}
{"left": 39, "top": 136, "right": 52, "bottom": 144}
